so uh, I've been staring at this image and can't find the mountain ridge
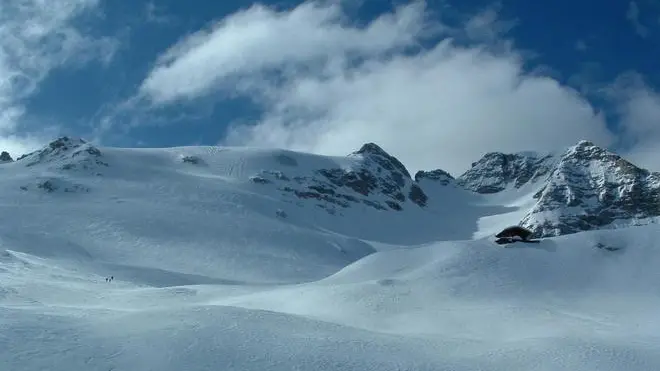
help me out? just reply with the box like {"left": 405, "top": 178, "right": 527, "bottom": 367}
{"left": 5, "top": 136, "right": 658, "bottom": 239}
{"left": 4, "top": 136, "right": 660, "bottom": 371}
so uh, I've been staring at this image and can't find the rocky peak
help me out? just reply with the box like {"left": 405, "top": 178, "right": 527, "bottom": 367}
{"left": 564, "top": 140, "right": 610, "bottom": 160}
{"left": 414, "top": 169, "right": 454, "bottom": 186}
{"left": 352, "top": 142, "right": 411, "bottom": 179}
{"left": 16, "top": 136, "right": 107, "bottom": 170}
{"left": 0, "top": 151, "right": 12, "bottom": 163}
{"left": 49, "top": 136, "right": 86, "bottom": 149}
{"left": 457, "top": 151, "right": 556, "bottom": 194}
{"left": 520, "top": 142, "right": 660, "bottom": 237}
{"left": 249, "top": 143, "right": 428, "bottom": 213}
{"left": 575, "top": 139, "right": 595, "bottom": 147}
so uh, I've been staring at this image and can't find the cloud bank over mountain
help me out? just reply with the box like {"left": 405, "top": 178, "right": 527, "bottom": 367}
{"left": 132, "top": 1, "right": 660, "bottom": 175}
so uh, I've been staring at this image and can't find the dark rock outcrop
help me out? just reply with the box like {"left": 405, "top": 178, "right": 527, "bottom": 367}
{"left": 408, "top": 184, "right": 428, "bottom": 207}
{"left": 182, "top": 155, "right": 203, "bottom": 165}
{"left": 22, "top": 177, "right": 90, "bottom": 193}
{"left": 355, "top": 143, "right": 411, "bottom": 179}
{"left": 0, "top": 151, "right": 12, "bottom": 163}
{"left": 415, "top": 169, "right": 454, "bottom": 186}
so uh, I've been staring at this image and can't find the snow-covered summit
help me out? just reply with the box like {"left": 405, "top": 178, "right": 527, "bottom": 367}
{"left": 248, "top": 142, "right": 428, "bottom": 213}
{"left": 15, "top": 136, "right": 107, "bottom": 171}
{"left": 453, "top": 140, "right": 660, "bottom": 238}
{"left": 520, "top": 140, "right": 660, "bottom": 237}
{"left": 352, "top": 142, "right": 412, "bottom": 178}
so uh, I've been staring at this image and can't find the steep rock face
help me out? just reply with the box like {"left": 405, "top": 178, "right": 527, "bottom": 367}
{"left": 16, "top": 137, "right": 108, "bottom": 171}
{"left": 520, "top": 141, "right": 660, "bottom": 237}
{"left": 250, "top": 143, "right": 429, "bottom": 213}
{"left": 457, "top": 151, "right": 557, "bottom": 193}
{"left": 415, "top": 169, "right": 454, "bottom": 186}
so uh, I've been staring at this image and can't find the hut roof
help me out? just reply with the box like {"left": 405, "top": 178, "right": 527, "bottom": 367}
{"left": 495, "top": 225, "right": 533, "bottom": 238}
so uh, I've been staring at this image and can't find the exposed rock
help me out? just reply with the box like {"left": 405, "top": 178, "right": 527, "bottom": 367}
{"left": 266, "top": 170, "right": 289, "bottom": 181}
{"left": 38, "top": 180, "right": 57, "bottom": 193}
{"left": 354, "top": 143, "right": 411, "bottom": 179}
{"left": 520, "top": 141, "right": 660, "bottom": 237}
{"left": 16, "top": 136, "right": 108, "bottom": 170}
{"left": 408, "top": 184, "right": 428, "bottom": 207}
{"left": 457, "top": 151, "right": 556, "bottom": 193}
{"left": 250, "top": 170, "right": 289, "bottom": 183}
{"left": 347, "top": 143, "right": 427, "bottom": 207}
{"left": 249, "top": 175, "right": 271, "bottom": 184}
{"left": 0, "top": 151, "right": 12, "bottom": 163}
{"left": 28, "top": 178, "right": 90, "bottom": 193}
{"left": 595, "top": 242, "right": 622, "bottom": 252}
{"left": 182, "top": 155, "right": 203, "bottom": 165}
{"left": 318, "top": 168, "right": 379, "bottom": 197}
{"left": 415, "top": 169, "right": 454, "bottom": 185}
{"left": 455, "top": 140, "right": 660, "bottom": 238}
{"left": 249, "top": 142, "right": 427, "bottom": 214}
{"left": 385, "top": 200, "right": 403, "bottom": 211}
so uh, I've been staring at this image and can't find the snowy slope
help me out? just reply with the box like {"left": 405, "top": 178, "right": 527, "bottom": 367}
{"left": 3, "top": 137, "right": 660, "bottom": 370}
{"left": 4, "top": 224, "right": 660, "bottom": 370}
{"left": 2, "top": 137, "right": 384, "bottom": 285}
{"left": 0, "top": 137, "right": 494, "bottom": 285}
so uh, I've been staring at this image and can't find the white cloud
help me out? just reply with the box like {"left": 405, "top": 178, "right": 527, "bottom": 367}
{"left": 225, "top": 43, "right": 614, "bottom": 174}
{"left": 0, "top": 0, "right": 116, "bottom": 155}
{"left": 138, "top": 1, "right": 617, "bottom": 175}
{"left": 627, "top": 1, "right": 649, "bottom": 38}
{"left": 139, "top": 1, "right": 432, "bottom": 104}
{"left": 608, "top": 75, "right": 660, "bottom": 170}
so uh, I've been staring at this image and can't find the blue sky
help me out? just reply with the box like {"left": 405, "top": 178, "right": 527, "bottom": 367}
{"left": 2, "top": 0, "right": 660, "bottom": 174}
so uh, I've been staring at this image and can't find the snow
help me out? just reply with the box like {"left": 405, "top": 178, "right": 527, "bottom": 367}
{"left": 3, "top": 140, "right": 660, "bottom": 370}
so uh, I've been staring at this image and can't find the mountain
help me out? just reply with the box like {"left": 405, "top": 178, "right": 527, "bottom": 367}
{"left": 457, "top": 150, "right": 557, "bottom": 193}
{"left": 3, "top": 137, "right": 660, "bottom": 371}
{"left": 0, "top": 137, "right": 467, "bottom": 285}
{"left": 6, "top": 136, "right": 660, "bottom": 242}
{"left": 456, "top": 140, "right": 660, "bottom": 238}
{"left": 414, "top": 168, "right": 455, "bottom": 186}
{"left": 248, "top": 142, "right": 428, "bottom": 214}
{"left": 521, "top": 141, "right": 660, "bottom": 237}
